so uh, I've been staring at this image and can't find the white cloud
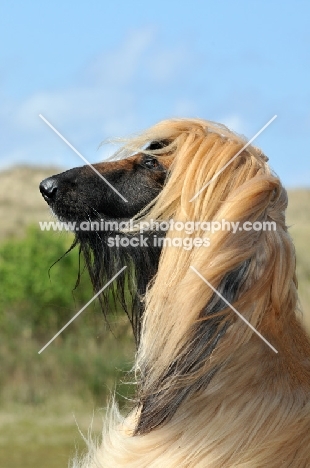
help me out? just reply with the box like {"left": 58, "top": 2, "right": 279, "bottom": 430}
{"left": 219, "top": 114, "right": 248, "bottom": 136}
{"left": 1, "top": 27, "right": 192, "bottom": 169}
{"left": 88, "top": 27, "right": 156, "bottom": 86}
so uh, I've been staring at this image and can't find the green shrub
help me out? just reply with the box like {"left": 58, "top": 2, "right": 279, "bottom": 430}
{"left": 0, "top": 226, "right": 94, "bottom": 336}
{"left": 0, "top": 226, "right": 135, "bottom": 407}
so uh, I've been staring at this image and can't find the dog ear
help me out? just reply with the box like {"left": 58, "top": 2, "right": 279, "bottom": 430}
{"left": 135, "top": 260, "right": 249, "bottom": 434}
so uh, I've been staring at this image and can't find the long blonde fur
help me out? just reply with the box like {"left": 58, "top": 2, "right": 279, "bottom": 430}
{"left": 72, "top": 119, "right": 310, "bottom": 467}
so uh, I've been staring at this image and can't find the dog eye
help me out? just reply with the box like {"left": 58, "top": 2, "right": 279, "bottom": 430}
{"left": 143, "top": 158, "right": 159, "bottom": 169}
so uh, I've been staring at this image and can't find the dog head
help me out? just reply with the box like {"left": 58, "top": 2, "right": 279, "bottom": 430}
{"left": 39, "top": 137, "right": 174, "bottom": 341}
{"left": 39, "top": 140, "right": 172, "bottom": 223}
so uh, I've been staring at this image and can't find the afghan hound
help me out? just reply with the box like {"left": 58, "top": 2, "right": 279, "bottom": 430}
{"left": 39, "top": 119, "right": 310, "bottom": 467}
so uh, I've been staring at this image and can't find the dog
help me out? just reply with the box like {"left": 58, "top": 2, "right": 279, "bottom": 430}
{"left": 40, "top": 119, "right": 310, "bottom": 467}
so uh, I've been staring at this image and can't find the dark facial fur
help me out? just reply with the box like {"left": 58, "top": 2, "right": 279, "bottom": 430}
{"left": 40, "top": 149, "right": 169, "bottom": 223}
{"left": 39, "top": 142, "right": 171, "bottom": 343}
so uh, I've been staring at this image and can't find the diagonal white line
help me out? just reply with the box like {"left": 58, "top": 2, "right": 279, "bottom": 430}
{"left": 190, "top": 266, "right": 278, "bottom": 354}
{"left": 39, "top": 114, "right": 128, "bottom": 203}
{"left": 190, "top": 115, "right": 277, "bottom": 202}
{"left": 38, "top": 266, "right": 127, "bottom": 354}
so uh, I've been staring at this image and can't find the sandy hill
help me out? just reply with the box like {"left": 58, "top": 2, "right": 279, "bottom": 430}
{"left": 0, "top": 165, "right": 62, "bottom": 239}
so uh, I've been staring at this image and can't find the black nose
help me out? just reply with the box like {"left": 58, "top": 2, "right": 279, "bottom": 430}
{"left": 40, "top": 177, "right": 58, "bottom": 202}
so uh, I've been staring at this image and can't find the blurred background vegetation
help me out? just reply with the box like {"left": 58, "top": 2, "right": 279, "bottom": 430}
{"left": 0, "top": 167, "right": 309, "bottom": 467}
{"left": 0, "top": 167, "right": 135, "bottom": 467}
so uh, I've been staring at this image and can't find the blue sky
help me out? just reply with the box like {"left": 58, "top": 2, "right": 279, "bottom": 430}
{"left": 1, "top": 0, "right": 309, "bottom": 187}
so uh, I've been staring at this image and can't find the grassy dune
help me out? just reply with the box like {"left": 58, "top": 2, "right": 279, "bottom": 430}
{"left": 286, "top": 189, "right": 310, "bottom": 330}
{"left": 0, "top": 166, "right": 60, "bottom": 240}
